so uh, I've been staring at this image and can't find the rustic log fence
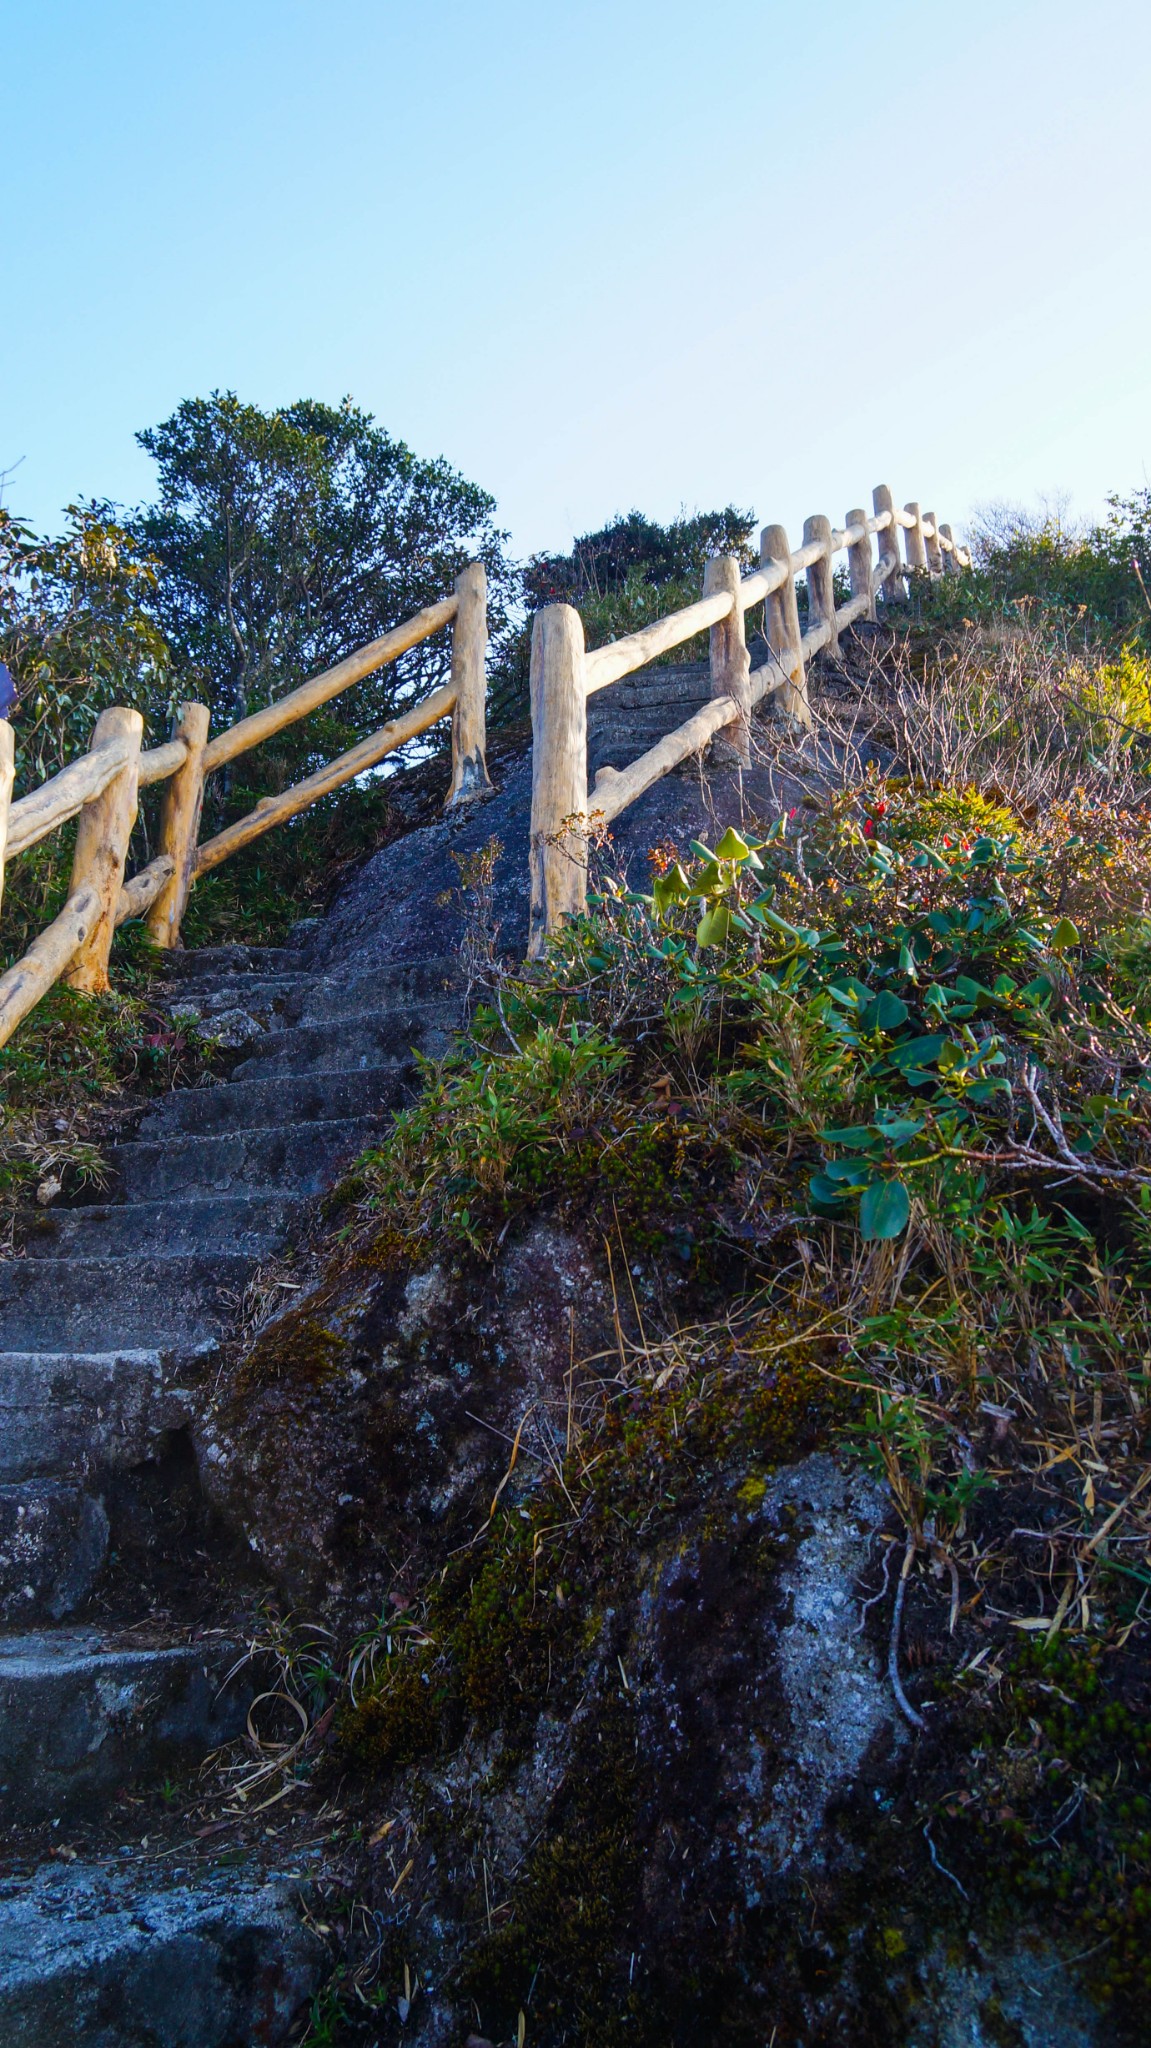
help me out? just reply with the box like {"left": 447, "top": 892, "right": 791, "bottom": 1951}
{"left": 527, "top": 485, "right": 969, "bottom": 955}
{"left": 0, "top": 564, "right": 490, "bottom": 1050}
{"left": 0, "top": 481, "right": 971, "bottom": 1046}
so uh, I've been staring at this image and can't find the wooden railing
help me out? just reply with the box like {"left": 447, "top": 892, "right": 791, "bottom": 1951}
{"left": 0, "top": 563, "right": 490, "bottom": 1049}
{"left": 526, "top": 486, "right": 970, "bottom": 955}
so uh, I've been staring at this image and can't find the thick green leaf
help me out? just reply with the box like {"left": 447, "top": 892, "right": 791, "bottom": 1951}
{"left": 859, "top": 1178, "right": 911, "bottom": 1240}
{"left": 873, "top": 1117, "right": 925, "bottom": 1146}
{"left": 696, "top": 904, "right": 732, "bottom": 948}
{"left": 714, "top": 826, "right": 751, "bottom": 861}
{"left": 886, "top": 1033, "right": 946, "bottom": 1071}
{"left": 860, "top": 991, "right": 909, "bottom": 1035}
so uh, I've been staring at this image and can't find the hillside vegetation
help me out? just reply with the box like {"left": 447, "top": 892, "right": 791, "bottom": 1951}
{"left": 7, "top": 471, "right": 1151, "bottom": 2040}
{"left": 194, "top": 508, "right": 1151, "bottom": 2045}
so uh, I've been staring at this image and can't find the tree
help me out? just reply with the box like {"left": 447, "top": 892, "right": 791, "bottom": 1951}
{"left": 523, "top": 505, "right": 756, "bottom": 608}
{"left": 133, "top": 393, "right": 516, "bottom": 780}
{"left": 0, "top": 502, "right": 173, "bottom": 796}
{"left": 488, "top": 505, "right": 758, "bottom": 715}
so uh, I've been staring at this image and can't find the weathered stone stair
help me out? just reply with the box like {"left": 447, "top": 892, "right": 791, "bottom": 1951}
{"left": 0, "top": 927, "right": 465, "bottom": 2043}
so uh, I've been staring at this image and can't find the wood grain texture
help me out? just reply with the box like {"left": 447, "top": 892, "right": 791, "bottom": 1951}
{"left": 194, "top": 685, "right": 456, "bottom": 876}
{"left": 202, "top": 595, "right": 458, "bottom": 773}
{"left": 803, "top": 514, "right": 839, "bottom": 659}
{"left": 705, "top": 555, "right": 752, "bottom": 766}
{"left": 583, "top": 592, "right": 732, "bottom": 694}
{"left": 760, "top": 523, "right": 811, "bottom": 728}
{"left": 903, "top": 502, "right": 929, "bottom": 575}
{"left": 591, "top": 695, "right": 740, "bottom": 823}
{"left": 528, "top": 604, "right": 588, "bottom": 958}
{"left": 62, "top": 707, "right": 143, "bottom": 995}
{"left": 117, "top": 855, "right": 176, "bottom": 928}
{"left": 137, "top": 738, "right": 188, "bottom": 788}
{"left": 846, "top": 508, "right": 876, "bottom": 623}
{"left": 145, "top": 703, "right": 210, "bottom": 949}
{"left": 6, "top": 738, "right": 134, "bottom": 859}
{"left": 445, "top": 562, "right": 492, "bottom": 806}
{"left": 871, "top": 487, "right": 904, "bottom": 607}
{"left": 0, "top": 884, "right": 101, "bottom": 1049}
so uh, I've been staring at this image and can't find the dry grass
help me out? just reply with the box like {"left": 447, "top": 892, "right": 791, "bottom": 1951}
{"left": 749, "top": 615, "right": 1151, "bottom": 819}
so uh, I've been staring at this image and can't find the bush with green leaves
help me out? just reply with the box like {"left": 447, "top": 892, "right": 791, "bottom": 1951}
{"left": 349, "top": 784, "right": 1151, "bottom": 1673}
{"left": 0, "top": 501, "right": 174, "bottom": 793}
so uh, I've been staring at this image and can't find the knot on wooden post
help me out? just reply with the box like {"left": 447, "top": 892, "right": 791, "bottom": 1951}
{"left": 528, "top": 604, "right": 588, "bottom": 959}
{"left": 704, "top": 555, "right": 751, "bottom": 767}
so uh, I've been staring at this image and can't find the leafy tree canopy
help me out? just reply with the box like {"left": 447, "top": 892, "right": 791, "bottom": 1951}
{"left": 133, "top": 393, "right": 516, "bottom": 775}
{"left": 0, "top": 502, "right": 173, "bottom": 795}
{"left": 523, "top": 504, "right": 756, "bottom": 609}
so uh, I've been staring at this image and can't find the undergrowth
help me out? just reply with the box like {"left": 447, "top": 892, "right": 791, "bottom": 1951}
{"left": 0, "top": 947, "right": 223, "bottom": 1245}
{"left": 331, "top": 779, "right": 1151, "bottom": 2031}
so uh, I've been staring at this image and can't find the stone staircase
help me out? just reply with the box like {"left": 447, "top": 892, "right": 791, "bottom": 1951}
{"left": 0, "top": 928, "right": 465, "bottom": 2044}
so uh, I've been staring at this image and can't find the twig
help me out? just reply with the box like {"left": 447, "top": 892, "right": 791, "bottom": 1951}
{"left": 856, "top": 1540, "right": 895, "bottom": 1634}
{"left": 889, "top": 1538, "right": 927, "bottom": 1731}
{"left": 923, "top": 1822, "right": 968, "bottom": 1899}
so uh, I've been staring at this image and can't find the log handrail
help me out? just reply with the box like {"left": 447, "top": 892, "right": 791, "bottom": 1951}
{"left": 0, "top": 568, "right": 489, "bottom": 1049}
{"left": 527, "top": 480, "right": 970, "bottom": 955}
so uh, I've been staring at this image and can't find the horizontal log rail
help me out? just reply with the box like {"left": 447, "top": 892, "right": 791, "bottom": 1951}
{"left": 193, "top": 682, "right": 458, "bottom": 876}
{"left": 0, "top": 566, "right": 489, "bottom": 1050}
{"left": 528, "top": 481, "right": 971, "bottom": 955}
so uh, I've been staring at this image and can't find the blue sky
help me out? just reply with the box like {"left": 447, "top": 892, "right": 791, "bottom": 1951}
{"left": 3, "top": 0, "right": 1149, "bottom": 560}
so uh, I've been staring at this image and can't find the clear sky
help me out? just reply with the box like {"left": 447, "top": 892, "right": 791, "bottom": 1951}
{"left": 3, "top": 0, "right": 1149, "bottom": 561}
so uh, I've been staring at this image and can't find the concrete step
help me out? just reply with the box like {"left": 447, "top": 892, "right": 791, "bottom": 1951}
{"left": 161, "top": 972, "right": 310, "bottom": 1023}
{"left": 138, "top": 1063, "right": 415, "bottom": 1138}
{"left": 0, "top": 1255, "right": 255, "bottom": 1353}
{"left": 20, "top": 1193, "right": 308, "bottom": 1263}
{"left": 0, "top": 1858, "right": 321, "bottom": 2048}
{"left": 155, "top": 942, "right": 302, "bottom": 984}
{"left": 0, "top": 1627, "right": 253, "bottom": 1822}
{"left": 296, "top": 954, "right": 464, "bottom": 1022}
{"left": 0, "top": 1481, "right": 109, "bottom": 1624}
{"left": 230, "top": 1004, "right": 456, "bottom": 1082}
{"left": 0, "top": 1350, "right": 170, "bottom": 1484}
{"left": 105, "top": 1118, "right": 372, "bottom": 1201}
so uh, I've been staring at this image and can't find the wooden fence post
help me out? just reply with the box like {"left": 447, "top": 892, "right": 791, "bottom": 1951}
{"left": 446, "top": 561, "right": 492, "bottom": 806}
{"left": 846, "top": 508, "right": 876, "bottom": 621}
{"left": 0, "top": 722, "right": 13, "bottom": 920}
{"left": 924, "top": 512, "right": 944, "bottom": 577}
{"left": 803, "top": 514, "right": 839, "bottom": 658}
{"left": 145, "top": 702, "right": 210, "bottom": 949}
{"left": 760, "top": 524, "right": 811, "bottom": 728}
{"left": 62, "top": 706, "right": 143, "bottom": 994}
{"left": 904, "top": 502, "right": 929, "bottom": 577}
{"left": 528, "top": 604, "right": 588, "bottom": 959}
{"left": 939, "top": 523, "right": 961, "bottom": 577}
{"left": 704, "top": 555, "right": 752, "bottom": 765}
{"left": 872, "top": 486, "right": 903, "bottom": 608}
